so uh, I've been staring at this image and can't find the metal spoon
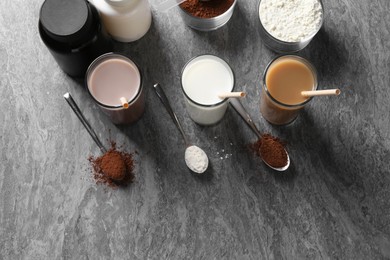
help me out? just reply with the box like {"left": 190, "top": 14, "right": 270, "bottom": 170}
{"left": 153, "top": 83, "right": 209, "bottom": 174}
{"left": 63, "top": 92, "right": 107, "bottom": 154}
{"left": 229, "top": 98, "right": 290, "bottom": 171}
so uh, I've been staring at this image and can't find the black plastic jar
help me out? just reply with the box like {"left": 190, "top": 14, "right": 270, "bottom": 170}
{"left": 39, "top": 0, "right": 113, "bottom": 77}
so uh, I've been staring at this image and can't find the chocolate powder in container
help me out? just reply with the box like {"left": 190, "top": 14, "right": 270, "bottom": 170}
{"left": 88, "top": 141, "right": 135, "bottom": 189}
{"left": 180, "top": 0, "right": 234, "bottom": 18}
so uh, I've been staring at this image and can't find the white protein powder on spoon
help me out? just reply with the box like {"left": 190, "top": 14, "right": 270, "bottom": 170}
{"left": 259, "top": 0, "right": 323, "bottom": 42}
{"left": 185, "top": 145, "right": 209, "bottom": 174}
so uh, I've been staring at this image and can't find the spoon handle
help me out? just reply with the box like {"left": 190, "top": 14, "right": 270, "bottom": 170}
{"left": 229, "top": 98, "right": 262, "bottom": 139}
{"left": 63, "top": 93, "right": 107, "bottom": 154}
{"left": 153, "top": 83, "right": 190, "bottom": 146}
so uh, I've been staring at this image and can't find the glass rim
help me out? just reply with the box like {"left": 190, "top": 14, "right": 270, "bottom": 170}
{"left": 85, "top": 52, "right": 143, "bottom": 109}
{"left": 262, "top": 55, "right": 318, "bottom": 108}
{"left": 181, "top": 54, "right": 235, "bottom": 108}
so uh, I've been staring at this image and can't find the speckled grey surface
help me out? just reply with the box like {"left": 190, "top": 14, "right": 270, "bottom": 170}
{"left": 1, "top": 0, "right": 390, "bottom": 259}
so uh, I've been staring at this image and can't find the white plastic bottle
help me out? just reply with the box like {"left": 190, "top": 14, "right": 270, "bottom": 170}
{"left": 91, "top": 0, "right": 152, "bottom": 42}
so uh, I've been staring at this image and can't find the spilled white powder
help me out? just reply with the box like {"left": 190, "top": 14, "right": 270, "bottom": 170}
{"left": 185, "top": 145, "right": 209, "bottom": 174}
{"left": 259, "top": 0, "right": 323, "bottom": 42}
{"left": 217, "top": 149, "right": 232, "bottom": 160}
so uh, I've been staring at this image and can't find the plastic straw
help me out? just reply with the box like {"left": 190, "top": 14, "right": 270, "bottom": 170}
{"left": 218, "top": 92, "right": 246, "bottom": 99}
{"left": 120, "top": 97, "right": 129, "bottom": 109}
{"left": 301, "top": 89, "right": 341, "bottom": 97}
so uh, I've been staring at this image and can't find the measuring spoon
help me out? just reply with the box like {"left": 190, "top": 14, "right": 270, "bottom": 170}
{"left": 229, "top": 98, "right": 290, "bottom": 171}
{"left": 153, "top": 83, "right": 208, "bottom": 174}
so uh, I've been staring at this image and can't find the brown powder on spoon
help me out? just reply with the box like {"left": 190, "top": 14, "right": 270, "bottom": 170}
{"left": 251, "top": 134, "right": 288, "bottom": 168}
{"left": 88, "top": 141, "right": 135, "bottom": 189}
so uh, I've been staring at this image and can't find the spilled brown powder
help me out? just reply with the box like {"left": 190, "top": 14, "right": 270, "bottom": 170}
{"left": 251, "top": 134, "right": 288, "bottom": 168}
{"left": 88, "top": 141, "right": 135, "bottom": 189}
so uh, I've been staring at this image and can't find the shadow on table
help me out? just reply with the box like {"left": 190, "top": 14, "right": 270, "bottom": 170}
{"left": 193, "top": 163, "right": 215, "bottom": 182}
{"left": 270, "top": 161, "right": 297, "bottom": 183}
{"left": 292, "top": 110, "right": 360, "bottom": 189}
{"left": 302, "top": 27, "right": 349, "bottom": 83}
{"left": 68, "top": 77, "right": 85, "bottom": 86}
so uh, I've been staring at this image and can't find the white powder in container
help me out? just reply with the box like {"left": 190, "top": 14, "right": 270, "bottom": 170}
{"left": 259, "top": 0, "right": 323, "bottom": 42}
{"left": 185, "top": 145, "right": 209, "bottom": 174}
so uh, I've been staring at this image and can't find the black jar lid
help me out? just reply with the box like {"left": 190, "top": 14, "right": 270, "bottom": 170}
{"left": 39, "top": 0, "right": 93, "bottom": 45}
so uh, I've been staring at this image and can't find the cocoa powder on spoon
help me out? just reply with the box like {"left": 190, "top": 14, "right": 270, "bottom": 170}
{"left": 251, "top": 134, "right": 288, "bottom": 168}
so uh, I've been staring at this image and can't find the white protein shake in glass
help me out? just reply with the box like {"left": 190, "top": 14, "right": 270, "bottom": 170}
{"left": 181, "top": 55, "right": 235, "bottom": 125}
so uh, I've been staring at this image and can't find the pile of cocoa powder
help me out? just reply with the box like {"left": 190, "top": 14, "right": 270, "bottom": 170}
{"left": 251, "top": 134, "right": 288, "bottom": 168}
{"left": 88, "top": 141, "right": 135, "bottom": 189}
{"left": 180, "top": 0, "right": 234, "bottom": 19}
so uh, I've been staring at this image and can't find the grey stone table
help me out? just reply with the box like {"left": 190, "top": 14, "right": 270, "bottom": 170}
{"left": 1, "top": 0, "right": 389, "bottom": 259}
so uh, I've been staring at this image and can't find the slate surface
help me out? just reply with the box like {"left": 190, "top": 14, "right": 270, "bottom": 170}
{"left": 1, "top": 0, "right": 389, "bottom": 259}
